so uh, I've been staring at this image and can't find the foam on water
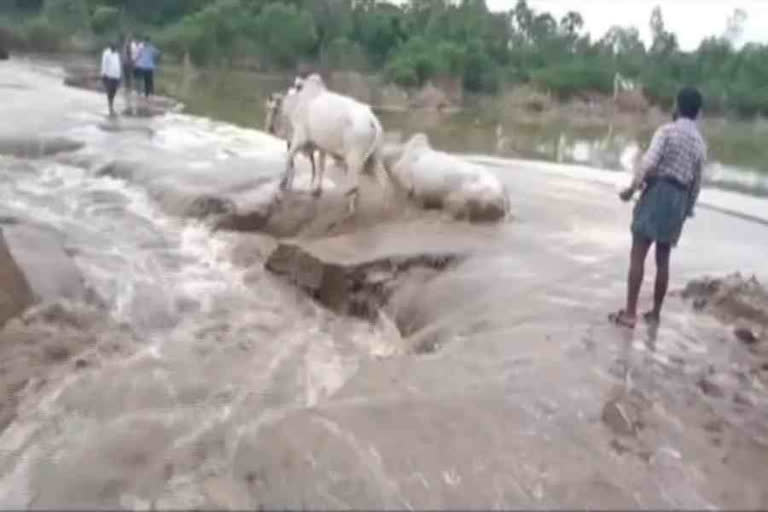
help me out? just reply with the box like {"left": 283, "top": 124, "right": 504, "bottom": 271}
{"left": 0, "top": 146, "right": 404, "bottom": 506}
{"left": 153, "top": 113, "right": 284, "bottom": 158}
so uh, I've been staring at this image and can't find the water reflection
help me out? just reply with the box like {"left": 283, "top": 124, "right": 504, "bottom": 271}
{"left": 404, "top": 113, "right": 768, "bottom": 197}
{"left": 161, "top": 66, "right": 768, "bottom": 197}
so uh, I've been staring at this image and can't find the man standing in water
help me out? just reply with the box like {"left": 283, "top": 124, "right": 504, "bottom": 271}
{"left": 135, "top": 36, "right": 160, "bottom": 101}
{"left": 610, "top": 87, "right": 706, "bottom": 328}
{"left": 100, "top": 42, "right": 121, "bottom": 117}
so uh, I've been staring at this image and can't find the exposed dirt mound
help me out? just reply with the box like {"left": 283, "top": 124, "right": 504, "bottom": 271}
{"left": 264, "top": 220, "right": 495, "bottom": 353}
{"left": 615, "top": 90, "right": 650, "bottom": 113}
{"left": 411, "top": 82, "right": 452, "bottom": 111}
{"left": 0, "top": 229, "right": 34, "bottom": 327}
{"left": 266, "top": 239, "right": 459, "bottom": 322}
{"left": 502, "top": 86, "right": 554, "bottom": 114}
{"left": 683, "top": 273, "right": 768, "bottom": 346}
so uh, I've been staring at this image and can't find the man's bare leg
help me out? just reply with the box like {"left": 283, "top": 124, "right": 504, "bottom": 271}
{"left": 644, "top": 242, "right": 671, "bottom": 323}
{"left": 622, "top": 233, "right": 653, "bottom": 323}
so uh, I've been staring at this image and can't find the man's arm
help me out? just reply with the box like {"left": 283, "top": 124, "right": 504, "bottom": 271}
{"left": 633, "top": 125, "right": 667, "bottom": 188}
{"left": 688, "top": 154, "right": 704, "bottom": 217}
{"left": 620, "top": 125, "right": 667, "bottom": 201}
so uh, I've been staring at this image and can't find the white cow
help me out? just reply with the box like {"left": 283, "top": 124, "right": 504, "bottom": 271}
{"left": 385, "top": 133, "right": 509, "bottom": 222}
{"left": 279, "top": 74, "right": 386, "bottom": 213}
{"left": 264, "top": 88, "right": 322, "bottom": 189}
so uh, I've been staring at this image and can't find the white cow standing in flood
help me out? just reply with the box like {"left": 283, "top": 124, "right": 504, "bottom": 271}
{"left": 265, "top": 87, "right": 324, "bottom": 185}
{"left": 276, "top": 74, "right": 386, "bottom": 213}
{"left": 383, "top": 133, "right": 509, "bottom": 222}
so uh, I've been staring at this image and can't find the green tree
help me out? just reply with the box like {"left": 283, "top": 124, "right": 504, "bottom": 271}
{"left": 649, "top": 6, "right": 677, "bottom": 57}
{"left": 91, "top": 5, "right": 120, "bottom": 35}
{"left": 43, "top": 0, "right": 89, "bottom": 32}
{"left": 256, "top": 3, "right": 317, "bottom": 68}
{"left": 7, "top": 0, "right": 768, "bottom": 117}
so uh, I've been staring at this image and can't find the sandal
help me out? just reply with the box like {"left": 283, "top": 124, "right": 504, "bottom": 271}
{"left": 642, "top": 311, "right": 660, "bottom": 325}
{"left": 608, "top": 309, "right": 636, "bottom": 329}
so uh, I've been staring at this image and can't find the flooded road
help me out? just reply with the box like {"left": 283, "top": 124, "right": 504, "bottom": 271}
{"left": 156, "top": 64, "right": 768, "bottom": 197}
{"left": 0, "top": 57, "right": 766, "bottom": 509}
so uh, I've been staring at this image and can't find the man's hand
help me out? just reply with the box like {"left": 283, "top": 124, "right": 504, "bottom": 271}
{"left": 619, "top": 186, "right": 635, "bottom": 202}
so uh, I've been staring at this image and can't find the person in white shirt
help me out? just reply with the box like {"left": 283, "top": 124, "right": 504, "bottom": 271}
{"left": 100, "top": 43, "right": 122, "bottom": 116}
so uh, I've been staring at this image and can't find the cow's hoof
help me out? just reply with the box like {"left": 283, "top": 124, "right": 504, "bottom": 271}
{"left": 312, "top": 187, "right": 323, "bottom": 198}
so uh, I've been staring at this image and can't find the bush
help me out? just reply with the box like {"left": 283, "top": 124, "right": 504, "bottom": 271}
{"left": 640, "top": 72, "right": 679, "bottom": 110}
{"left": 532, "top": 59, "right": 613, "bottom": 99}
{"left": 726, "top": 84, "right": 768, "bottom": 118}
{"left": 20, "top": 16, "right": 67, "bottom": 52}
{"left": 42, "top": 0, "right": 89, "bottom": 32}
{"left": 324, "top": 37, "right": 368, "bottom": 70}
{"left": 0, "top": 20, "right": 22, "bottom": 50}
{"left": 384, "top": 36, "right": 440, "bottom": 88}
{"left": 91, "top": 6, "right": 120, "bottom": 35}
{"left": 157, "top": 20, "right": 215, "bottom": 66}
{"left": 256, "top": 3, "right": 317, "bottom": 68}
{"left": 385, "top": 57, "right": 419, "bottom": 87}
{"left": 157, "top": 0, "right": 249, "bottom": 66}
{"left": 462, "top": 47, "right": 499, "bottom": 93}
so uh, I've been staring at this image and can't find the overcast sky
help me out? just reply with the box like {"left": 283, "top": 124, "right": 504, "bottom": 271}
{"left": 485, "top": 0, "right": 768, "bottom": 50}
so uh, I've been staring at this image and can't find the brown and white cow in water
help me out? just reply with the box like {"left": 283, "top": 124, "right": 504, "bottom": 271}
{"left": 271, "top": 74, "right": 389, "bottom": 213}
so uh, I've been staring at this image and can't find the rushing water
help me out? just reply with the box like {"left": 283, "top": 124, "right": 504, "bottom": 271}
{"left": 1, "top": 58, "right": 767, "bottom": 509}
{"left": 0, "top": 156, "right": 399, "bottom": 506}
{"left": 0, "top": 64, "right": 404, "bottom": 506}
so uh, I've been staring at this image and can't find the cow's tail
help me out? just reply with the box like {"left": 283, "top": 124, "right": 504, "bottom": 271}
{"left": 364, "top": 116, "right": 412, "bottom": 197}
{"left": 362, "top": 115, "right": 383, "bottom": 176}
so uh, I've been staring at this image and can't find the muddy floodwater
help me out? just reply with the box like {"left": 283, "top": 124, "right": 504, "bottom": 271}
{"left": 0, "top": 56, "right": 766, "bottom": 509}
{"left": 155, "top": 64, "right": 768, "bottom": 198}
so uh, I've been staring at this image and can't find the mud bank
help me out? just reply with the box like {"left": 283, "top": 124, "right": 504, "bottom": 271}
{"left": 3, "top": 221, "right": 93, "bottom": 304}
{"left": 0, "top": 302, "right": 137, "bottom": 433}
{"left": 684, "top": 274, "right": 768, "bottom": 330}
{"left": 0, "top": 219, "right": 95, "bottom": 325}
{"left": 0, "top": 230, "right": 34, "bottom": 327}
{"left": 0, "top": 218, "right": 113, "bottom": 431}
{"left": 265, "top": 220, "right": 495, "bottom": 351}
{"left": 683, "top": 274, "right": 768, "bottom": 368}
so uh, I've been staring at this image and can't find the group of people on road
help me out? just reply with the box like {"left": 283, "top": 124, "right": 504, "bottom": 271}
{"left": 100, "top": 34, "right": 160, "bottom": 116}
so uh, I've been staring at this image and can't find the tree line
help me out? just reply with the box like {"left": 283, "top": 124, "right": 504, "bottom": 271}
{"left": 2, "top": 0, "right": 767, "bottom": 116}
